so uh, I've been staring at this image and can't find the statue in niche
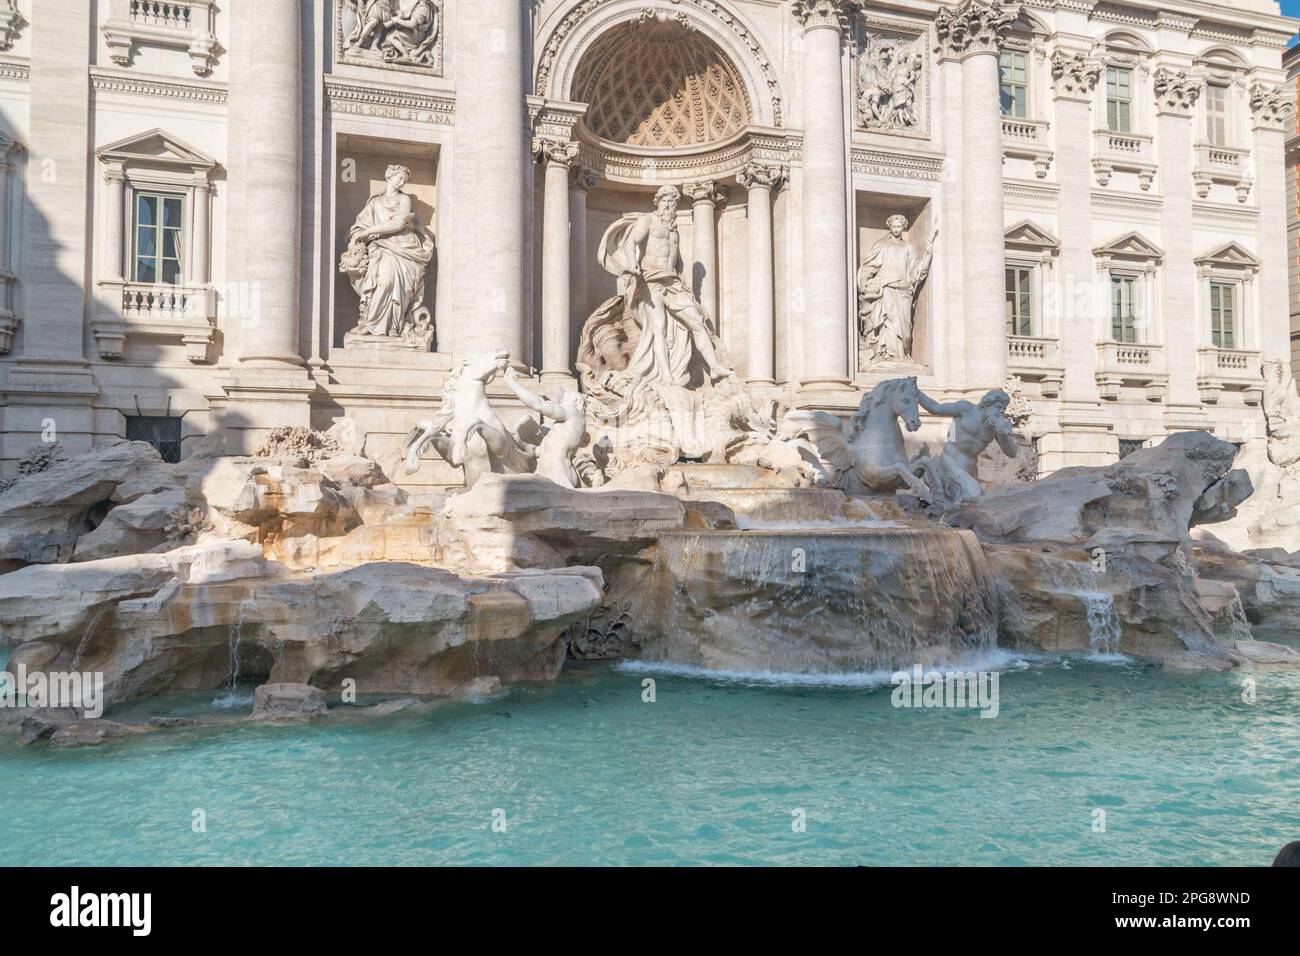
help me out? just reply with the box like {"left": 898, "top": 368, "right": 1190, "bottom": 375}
{"left": 339, "top": 163, "right": 436, "bottom": 351}
{"left": 858, "top": 213, "right": 937, "bottom": 365}
{"left": 589, "top": 185, "right": 734, "bottom": 388}
{"left": 343, "top": 0, "right": 439, "bottom": 68}
{"left": 575, "top": 186, "right": 815, "bottom": 481}
{"left": 910, "top": 388, "right": 1019, "bottom": 504}
{"left": 857, "top": 35, "right": 924, "bottom": 130}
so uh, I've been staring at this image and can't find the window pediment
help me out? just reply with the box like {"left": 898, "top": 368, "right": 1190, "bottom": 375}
{"left": 1094, "top": 231, "right": 1163, "bottom": 264}
{"left": 1195, "top": 240, "right": 1260, "bottom": 273}
{"left": 97, "top": 129, "right": 219, "bottom": 174}
{"left": 1005, "top": 219, "right": 1060, "bottom": 253}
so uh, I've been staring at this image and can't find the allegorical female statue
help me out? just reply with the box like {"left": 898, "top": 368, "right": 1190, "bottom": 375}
{"left": 858, "top": 213, "right": 937, "bottom": 364}
{"left": 339, "top": 163, "right": 436, "bottom": 349}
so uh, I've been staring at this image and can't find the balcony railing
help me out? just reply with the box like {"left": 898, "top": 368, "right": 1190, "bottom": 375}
{"left": 103, "top": 0, "right": 218, "bottom": 76}
{"left": 1092, "top": 129, "right": 1156, "bottom": 190}
{"left": 1006, "top": 334, "right": 1063, "bottom": 397}
{"left": 1095, "top": 340, "right": 1167, "bottom": 400}
{"left": 1001, "top": 117, "right": 1053, "bottom": 179}
{"left": 93, "top": 280, "right": 217, "bottom": 363}
{"left": 1196, "top": 346, "right": 1262, "bottom": 403}
{"left": 1192, "top": 142, "right": 1251, "bottom": 202}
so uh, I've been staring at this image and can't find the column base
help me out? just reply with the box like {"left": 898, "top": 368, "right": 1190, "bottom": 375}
{"left": 794, "top": 378, "right": 858, "bottom": 411}
{"left": 220, "top": 366, "right": 316, "bottom": 455}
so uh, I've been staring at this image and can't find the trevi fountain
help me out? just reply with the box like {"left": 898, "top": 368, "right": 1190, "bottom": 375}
{"left": 2, "top": 179, "right": 1299, "bottom": 866}
{"left": 0, "top": 0, "right": 1298, "bottom": 869}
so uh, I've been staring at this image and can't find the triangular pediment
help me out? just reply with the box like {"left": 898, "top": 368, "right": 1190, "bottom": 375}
{"left": 1094, "top": 231, "right": 1163, "bottom": 261}
{"left": 1005, "top": 219, "right": 1060, "bottom": 250}
{"left": 1195, "top": 240, "right": 1261, "bottom": 270}
{"left": 96, "top": 129, "right": 218, "bottom": 170}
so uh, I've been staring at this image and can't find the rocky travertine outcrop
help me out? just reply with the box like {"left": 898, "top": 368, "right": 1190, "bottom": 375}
{"left": 438, "top": 473, "right": 688, "bottom": 571}
{"left": 950, "top": 430, "right": 1243, "bottom": 564}
{"left": 1193, "top": 546, "right": 1300, "bottom": 642}
{"left": 1, "top": 544, "right": 602, "bottom": 709}
{"left": 985, "top": 544, "right": 1239, "bottom": 670}
{"left": 0, "top": 441, "right": 176, "bottom": 570}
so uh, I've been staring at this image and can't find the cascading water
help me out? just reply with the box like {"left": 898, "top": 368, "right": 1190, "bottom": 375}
{"left": 1081, "top": 592, "right": 1122, "bottom": 656}
{"left": 641, "top": 526, "right": 998, "bottom": 674}
{"left": 213, "top": 597, "right": 255, "bottom": 708}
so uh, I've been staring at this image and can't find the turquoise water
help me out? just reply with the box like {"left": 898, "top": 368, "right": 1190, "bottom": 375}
{"left": 2, "top": 653, "right": 1298, "bottom": 866}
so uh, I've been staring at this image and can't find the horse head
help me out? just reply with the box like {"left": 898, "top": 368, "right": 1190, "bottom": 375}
{"left": 886, "top": 376, "right": 922, "bottom": 432}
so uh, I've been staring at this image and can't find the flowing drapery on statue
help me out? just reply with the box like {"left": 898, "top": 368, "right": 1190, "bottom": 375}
{"left": 858, "top": 213, "right": 937, "bottom": 364}
{"left": 579, "top": 185, "right": 733, "bottom": 395}
{"left": 339, "top": 163, "right": 436, "bottom": 349}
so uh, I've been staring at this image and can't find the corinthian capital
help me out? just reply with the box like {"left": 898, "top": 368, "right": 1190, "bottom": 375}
{"left": 532, "top": 138, "right": 579, "bottom": 168}
{"left": 1050, "top": 50, "right": 1102, "bottom": 100}
{"left": 792, "top": 0, "right": 857, "bottom": 33}
{"left": 1249, "top": 82, "right": 1295, "bottom": 131}
{"left": 935, "top": 1, "right": 1018, "bottom": 59}
{"left": 683, "top": 180, "right": 729, "bottom": 208}
{"left": 1152, "top": 69, "right": 1204, "bottom": 116}
{"left": 738, "top": 163, "right": 789, "bottom": 192}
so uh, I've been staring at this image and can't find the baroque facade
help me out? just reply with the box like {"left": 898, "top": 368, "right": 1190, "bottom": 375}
{"left": 0, "top": 0, "right": 1295, "bottom": 485}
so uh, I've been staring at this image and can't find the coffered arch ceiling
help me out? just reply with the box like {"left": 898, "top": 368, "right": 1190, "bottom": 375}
{"left": 572, "top": 20, "right": 753, "bottom": 149}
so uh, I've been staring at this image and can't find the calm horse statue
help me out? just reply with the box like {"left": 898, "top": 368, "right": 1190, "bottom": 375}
{"left": 786, "top": 377, "right": 929, "bottom": 496}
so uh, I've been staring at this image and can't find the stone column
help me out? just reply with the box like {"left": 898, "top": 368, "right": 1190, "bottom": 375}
{"left": 453, "top": 0, "right": 527, "bottom": 363}
{"left": 793, "top": 0, "right": 854, "bottom": 392}
{"left": 0, "top": 137, "right": 20, "bottom": 355}
{"left": 535, "top": 139, "right": 578, "bottom": 386}
{"left": 1250, "top": 83, "right": 1294, "bottom": 364}
{"left": 568, "top": 165, "right": 597, "bottom": 363}
{"left": 235, "top": 0, "right": 302, "bottom": 367}
{"left": 684, "top": 180, "right": 727, "bottom": 323}
{"left": 937, "top": 1, "right": 1015, "bottom": 391}
{"left": 1153, "top": 68, "right": 1203, "bottom": 408}
{"left": 190, "top": 173, "right": 211, "bottom": 286}
{"left": 100, "top": 161, "right": 126, "bottom": 282}
{"left": 739, "top": 163, "right": 787, "bottom": 384}
{"left": 1050, "top": 51, "right": 1103, "bottom": 408}
{"left": 2, "top": 0, "right": 97, "bottom": 461}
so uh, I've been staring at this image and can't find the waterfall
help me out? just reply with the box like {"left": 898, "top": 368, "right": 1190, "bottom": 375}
{"left": 1080, "top": 592, "right": 1121, "bottom": 656}
{"left": 641, "top": 527, "right": 998, "bottom": 674}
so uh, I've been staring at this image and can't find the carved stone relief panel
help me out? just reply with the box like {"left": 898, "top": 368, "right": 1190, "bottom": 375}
{"left": 855, "top": 19, "right": 929, "bottom": 138}
{"left": 337, "top": 0, "right": 443, "bottom": 75}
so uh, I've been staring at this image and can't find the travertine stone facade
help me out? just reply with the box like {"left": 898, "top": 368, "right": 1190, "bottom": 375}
{"left": 0, "top": 0, "right": 1295, "bottom": 483}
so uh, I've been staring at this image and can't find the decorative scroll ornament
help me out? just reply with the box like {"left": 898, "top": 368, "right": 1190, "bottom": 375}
{"left": 791, "top": 0, "right": 858, "bottom": 32}
{"left": 1050, "top": 50, "right": 1102, "bottom": 99}
{"left": 934, "top": 1, "right": 1017, "bottom": 59}
{"left": 1249, "top": 82, "right": 1295, "bottom": 130}
{"left": 1152, "top": 69, "right": 1204, "bottom": 115}
{"left": 737, "top": 163, "right": 788, "bottom": 192}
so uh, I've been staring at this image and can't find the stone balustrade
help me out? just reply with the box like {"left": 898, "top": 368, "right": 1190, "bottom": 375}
{"left": 1091, "top": 129, "right": 1156, "bottom": 190}
{"left": 1006, "top": 334, "right": 1064, "bottom": 396}
{"left": 1001, "top": 116, "right": 1052, "bottom": 178}
{"left": 1095, "top": 340, "right": 1167, "bottom": 401}
{"left": 1192, "top": 142, "right": 1252, "bottom": 201}
{"left": 102, "top": 0, "right": 218, "bottom": 76}
{"left": 91, "top": 281, "right": 217, "bottom": 364}
{"left": 1196, "top": 345, "right": 1262, "bottom": 404}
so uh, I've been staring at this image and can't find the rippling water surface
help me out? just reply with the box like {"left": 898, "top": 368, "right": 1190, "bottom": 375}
{"left": 2, "top": 654, "right": 1297, "bottom": 866}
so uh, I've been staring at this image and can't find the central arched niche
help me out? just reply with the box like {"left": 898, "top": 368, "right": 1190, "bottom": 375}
{"left": 572, "top": 19, "right": 752, "bottom": 149}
